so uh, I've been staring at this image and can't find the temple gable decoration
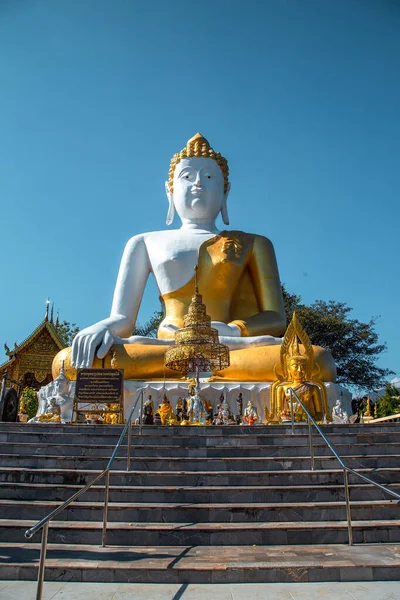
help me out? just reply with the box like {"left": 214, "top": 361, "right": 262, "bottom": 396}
{"left": 0, "top": 316, "right": 66, "bottom": 391}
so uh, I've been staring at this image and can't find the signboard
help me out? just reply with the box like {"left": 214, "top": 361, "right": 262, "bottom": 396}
{"left": 74, "top": 368, "right": 124, "bottom": 423}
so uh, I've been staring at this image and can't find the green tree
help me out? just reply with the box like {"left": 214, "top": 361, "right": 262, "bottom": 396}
{"left": 133, "top": 308, "right": 164, "bottom": 337}
{"left": 55, "top": 320, "right": 80, "bottom": 346}
{"left": 376, "top": 384, "right": 400, "bottom": 418}
{"left": 19, "top": 387, "right": 38, "bottom": 420}
{"left": 282, "top": 285, "right": 393, "bottom": 390}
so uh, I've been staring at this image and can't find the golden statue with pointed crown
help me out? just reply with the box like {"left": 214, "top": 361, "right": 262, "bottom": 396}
{"left": 266, "top": 313, "right": 329, "bottom": 423}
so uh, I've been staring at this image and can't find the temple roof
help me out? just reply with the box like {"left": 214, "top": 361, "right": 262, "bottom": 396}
{"left": 0, "top": 319, "right": 66, "bottom": 373}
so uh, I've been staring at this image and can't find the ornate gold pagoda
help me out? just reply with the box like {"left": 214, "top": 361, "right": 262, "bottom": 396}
{"left": 165, "top": 267, "right": 230, "bottom": 376}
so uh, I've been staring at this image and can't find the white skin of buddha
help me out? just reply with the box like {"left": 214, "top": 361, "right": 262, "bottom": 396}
{"left": 72, "top": 156, "right": 282, "bottom": 369}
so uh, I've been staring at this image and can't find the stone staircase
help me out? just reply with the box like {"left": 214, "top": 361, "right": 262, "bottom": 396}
{"left": 0, "top": 422, "right": 400, "bottom": 583}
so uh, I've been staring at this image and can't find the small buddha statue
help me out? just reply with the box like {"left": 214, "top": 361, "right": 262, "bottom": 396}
{"left": 53, "top": 133, "right": 336, "bottom": 384}
{"left": 142, "top": 395, "right": 154, "bottom": 425}
{"left": 280, "top": 356, "right": 324, "bottom": 422}
{"left": 243, "top": 399, "right": 259, "bottom": 426}
{"left": 331, "top": 399, "right": 349, "bottom": 424}
{"left": 157, "top": 393, "right": 178, "bottom": 425}
{"left": 37, "top": 398, "right": 61, "bottom": 423}
{"left": 31, "top": 362, "right": 73, "bottom": 424}
{"left": 267, "top": 313, "right": 329, "bottom": 424}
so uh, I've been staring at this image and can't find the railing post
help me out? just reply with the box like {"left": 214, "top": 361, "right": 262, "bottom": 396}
{"left": 343, "top": 469, "right": 353, "bottom": 546}
{"left": 102, "top": 470, "right": 110, "bottom": 547}
{"left": 308, "top": 416, "right": 315, "bottom": 471}
{"left": 139, "top": 389, "right": 144, "bottom": 436}
{"left": 127, "top": 418, "right": 132, "bottom": 471}
{"left": 36, "top": 521, "right": 49, "bottom": 600}
{"left": 289, "top": 389, "right": 295, "bottom": 435}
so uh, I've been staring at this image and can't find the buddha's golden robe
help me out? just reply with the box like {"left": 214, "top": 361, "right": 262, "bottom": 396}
{"left": 157, "top": 401, "right": 177, "bottom": 425}
{"left": 53, "top": 231, "right": 336, "bottom": 382}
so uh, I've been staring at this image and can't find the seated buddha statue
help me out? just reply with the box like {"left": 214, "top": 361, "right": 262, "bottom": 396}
{"left": 278, "top": 355, "right": 325, "bottom": 422}
{"left": 267, "top": 313, "right": 329, "bottom": 423}
{"left": 53, "top": 133, "right": 336, "bottom": 383}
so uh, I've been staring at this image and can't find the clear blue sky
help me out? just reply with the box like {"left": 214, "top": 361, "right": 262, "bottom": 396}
{"left": 0, "top": 0, "right": 399, "bottom": 381}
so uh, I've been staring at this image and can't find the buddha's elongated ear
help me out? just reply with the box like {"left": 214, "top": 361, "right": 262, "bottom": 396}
{"left": 221, "top": 183, "right": 230, "bottom": 225}
{"left": 165, "top": 181, "right": 175, "bottom": 226}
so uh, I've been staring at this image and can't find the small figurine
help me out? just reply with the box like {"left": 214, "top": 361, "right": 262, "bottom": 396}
{"left": 236, "top": 392, "right": 243, "bottom": 424}
{"left": 243, "top": 399, "right": 259, "bottom": 426}
{"left": 157, "top": 393, "right": 178, "bottom": 425}
{"left": 142, "top": 395, "right": 154, "bottom": 425}
{"left": 175, "top": 397, "right": 183, "bottom": 422}
{"left": 363, "top": 397, "right": 374, "bottom": 422}
{"left": 213, "top": 394, "right": 236, "bottom": 425}
{"left": 37, "top": 398, "right": 61, "bottom": 423}
{"left": 186, "top": 383, "right": 207, "bottom": 425}
{"left": 331, "top": 399, "right": 349, "bottom": 424}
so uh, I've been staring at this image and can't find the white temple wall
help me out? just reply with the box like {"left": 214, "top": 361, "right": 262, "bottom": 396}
{"left": 123, "top": 380, "right": 352, "bottom": 423}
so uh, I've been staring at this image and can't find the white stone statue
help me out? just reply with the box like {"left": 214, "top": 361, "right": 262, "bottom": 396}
{"left": 188, "top": 391, "right": 207, "bottom": 425}
{"left": 54, "top": 133, "right": 335, "bottom": 384}
{"left": 29, "top": 364, "right": 74, "bottom": 424}
{"left": 331, "top": 399, "right": 349, "bottom": 424}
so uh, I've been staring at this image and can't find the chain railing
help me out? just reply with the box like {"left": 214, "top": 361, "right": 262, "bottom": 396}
{"left": 288, "top": 387, "right": 400, "bottom": 546}
{"left": 24, "top": 388, "right": 144, "bottom": 600}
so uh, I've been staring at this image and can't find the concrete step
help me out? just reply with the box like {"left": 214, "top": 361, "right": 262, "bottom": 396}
{"left": 3, "top": 441, "right": 400, "bottom": 458}
{"left": 1, "top": 453, "right": 399, "bottom": 471}
{"left": 1, "top": 542, "right": 400, "bottom": 583}
{"left": 1, "top": 499, "right": 398, "bottom": 523}
{"left": 1, "top": 481, "right": 399, "bottom": 503}
{"left": 2, "top": 466, "right": 399, "bottom": 486}
{"left": 2, "top": 429, "right": 400, "bottom": 444}
{"left": 2, "top": 519, "right": 400, "bottom": 545}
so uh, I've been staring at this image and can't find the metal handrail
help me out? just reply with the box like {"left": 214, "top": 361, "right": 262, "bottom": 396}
{"left": 288, "top": 387, "right": 400, "bottom": 546}
{"left": 25, "top": 388, "right": 144, "bottom": 600}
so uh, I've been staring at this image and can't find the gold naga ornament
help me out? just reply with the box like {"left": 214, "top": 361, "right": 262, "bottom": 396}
{"left": 265, "top": 313, "right": 330, "bottom": 424}
{"left": 164, "top": 267, "right": 230, "bottom": 376}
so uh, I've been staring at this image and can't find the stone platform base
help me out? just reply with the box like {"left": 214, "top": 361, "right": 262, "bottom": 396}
{"left": 2, "top": 543, "right": 400, "bottom": 583}
{"left": 123, "top": 380, "right": 352, "bottom": 422}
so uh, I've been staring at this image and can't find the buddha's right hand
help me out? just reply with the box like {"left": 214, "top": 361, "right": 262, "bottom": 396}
{"left": 71, "top": 324, "right": 115, "bottom": 369}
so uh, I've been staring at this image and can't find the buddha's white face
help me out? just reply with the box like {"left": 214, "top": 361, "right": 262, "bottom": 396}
{"left": 54, "top": 377, "right": 68, "bottom": 396}
{"left": 171, "top": 157, "right": 225, "bottom": 223}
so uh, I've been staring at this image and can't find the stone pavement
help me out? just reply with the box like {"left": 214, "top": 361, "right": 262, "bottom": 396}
{"left": 0, "top": 580, "right": 399, "bottom": 599}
